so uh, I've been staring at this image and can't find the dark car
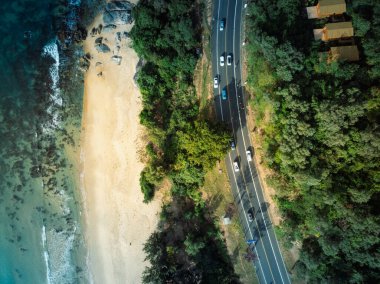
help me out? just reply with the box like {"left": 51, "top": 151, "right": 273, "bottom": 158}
{"left": 231, "top": 140, "right": 236, "bottom": 150}
{"left": 227, "top": 54, "right": 232, "bottom": 66}
{"left": 248, "top": 207, "right": 256, "bottom": 222}
{"left": 222, "top": 88, "right": 227, "bottom": 100}
{"left": 247, "top": 212, "right": 254, "bottom": 222}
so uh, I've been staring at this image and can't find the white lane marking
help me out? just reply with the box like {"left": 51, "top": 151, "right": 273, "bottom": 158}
{"left": 216, "top": 0, "right": 224, "bottom": 121}
{"left": 233, "top": 1, "right": 291, "bottom": 283}
{"left": 228, "top": 154, "right": 268, "bottom": 284}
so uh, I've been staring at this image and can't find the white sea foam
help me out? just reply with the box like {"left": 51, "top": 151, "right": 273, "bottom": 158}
{"left": 41, "top": 225, "right": 52, "bottom": 284}
{"left": 40, "top": 177, "right": 77, "bottom": 283}
{"left": 86, "top": 251, "right": 95, "bottom": 284}
{"left": 42, "top": 40, "right": 62, "bottom": 107}
{"left": 41, "top": 40, "right": 62, "bottom": 134}
{"left": 44, "top": 227, "right": 77, "bottom": 284}
{"left": 59, "top": 189, "right": 72, "bottom": 216}
{"left": 68, "top": 0, "right": 81, "bottom": 6}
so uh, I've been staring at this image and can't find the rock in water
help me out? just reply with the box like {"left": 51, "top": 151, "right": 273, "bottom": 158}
{"left": 103, "top": 1, "right": 133, "bottom": 25}
{"left": 95, "top": 43, "right": 111, "bottom": 53}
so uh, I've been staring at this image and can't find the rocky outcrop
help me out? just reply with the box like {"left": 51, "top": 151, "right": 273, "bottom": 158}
{"left": 94, "top": 37, "right": 110, "bottom": 53}
{"left": 90, "top": 24, "right": 103, "bottom": 37}
{"left": 103, "top": 1, "right": 134, "bottom": 25}
{"left": 95, "top": 43, "right": 111, "bottom": 53}
{"left": 95, "top": 37, "right": 103, "bottom": 45}
{"left": 103, "top": 24, "right": 117, "bottom": 33}
{"left": 79, "top": 54, "right": 91, "bottom": 72}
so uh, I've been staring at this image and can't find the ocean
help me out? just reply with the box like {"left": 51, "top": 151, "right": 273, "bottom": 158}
{"left": 0, "top": 0, "right": 95, "bottom": 283}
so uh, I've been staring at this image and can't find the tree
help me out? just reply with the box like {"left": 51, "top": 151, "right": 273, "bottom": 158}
{"left": 175, "top": 121, "right": 230, "bottom": 171}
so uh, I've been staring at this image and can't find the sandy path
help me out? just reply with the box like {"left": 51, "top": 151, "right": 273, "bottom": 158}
{"left": 80, "top": 12, "right": 160, "bottom": 284}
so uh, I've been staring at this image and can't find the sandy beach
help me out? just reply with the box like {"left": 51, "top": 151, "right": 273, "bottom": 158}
{"left": 80, "top": 10, "right": 161, "bottom": 284}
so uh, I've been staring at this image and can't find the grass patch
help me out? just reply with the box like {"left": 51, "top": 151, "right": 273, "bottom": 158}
{"left": 248, "top": 91, "right": 273, "bottom": 129}
{"left": 202, "top": 162, "right": 258, "bottom": 284}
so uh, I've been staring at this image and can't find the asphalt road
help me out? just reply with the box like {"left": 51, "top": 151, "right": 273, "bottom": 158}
{"left": 211, "top": 1, "right": 291, "bottom": 283}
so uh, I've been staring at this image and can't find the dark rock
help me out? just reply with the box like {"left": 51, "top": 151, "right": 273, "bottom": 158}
{"left": 72, "top": 25, "right": 87, "bottom": 42}
{"left": 107, "top": 1, "right": 131, "bottom": 10}
{"left": 116, "top": 32, "right": 121, "bottom": 42}
{"left": 85, "top": 52, "right": 92, "bottom": 61}
{"left": 103, "top": 24, "right": 117, "bottom": 33}
{"left": 91, "top": 25, "right": 103, "bottom": 37}
{"left": 24, "top": 31, "right": 32, "bottom": 39}
{"left": 79, "top": 57, "right": 90, "bottom": 72}
{"left": 95, "top": 43, "right": 111, "bottom": 53}
{"left": 95, "top": 37, "right": 103, "bottom": 45}
{"left": 103, "top": 1, "right": 134, "bottom": 25}
{"left": 90, "top": 27, "right": 97, "bottom": 37}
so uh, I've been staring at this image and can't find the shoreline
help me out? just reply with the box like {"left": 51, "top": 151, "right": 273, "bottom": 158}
{"left": 79, "top": 8, "right": 161, "bottom": 283}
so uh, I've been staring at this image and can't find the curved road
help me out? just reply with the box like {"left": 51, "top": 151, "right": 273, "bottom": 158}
{"left": 211, "top": 1, "right": 291, "bottom": 283}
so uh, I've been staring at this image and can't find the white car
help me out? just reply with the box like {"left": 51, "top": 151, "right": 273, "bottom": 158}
{"left": 220, "top": 55, "right": 225, "bottom": 66}
{"left": 246, "top": 150, "right": 252, "bottom": 162}
{"left": 227, "top": 54, "right": 232, "bottom": 66}
{"left": 233, "top": 161, "right": 239, "bottom": 172}
{"left": 213, "top": 76, "right": 219, "bottom": 88}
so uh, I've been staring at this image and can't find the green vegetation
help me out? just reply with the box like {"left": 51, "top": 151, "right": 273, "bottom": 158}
{"left": 202, "top": 164, "right": 258, "bottom": 283}
{"left": 131, "top": 0, "right": 240, "bottom": 282}
{"left": 245, "top": 0, "right": 380, "bottom": 282}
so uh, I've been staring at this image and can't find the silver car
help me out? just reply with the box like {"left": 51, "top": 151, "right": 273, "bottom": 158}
{"left": 220, "top": 55, "right": 225, "bottom": 66}
{"left": 233, "top": 161, "right": 239, "bottom": 172}
{"left": 213, "top": 76, "right": 219, "bottom": 88}
{"left": 246, "top": 150, "right": 252, "bottom": 162}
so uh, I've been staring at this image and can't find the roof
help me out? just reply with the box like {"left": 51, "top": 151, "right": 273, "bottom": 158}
{"left": 318, "top": 0, "right": 346, "bottom": 17}
{"left": 306, "top": 6, "right": 319, "bottom": 19}
{"left": 223, "top": 216, "right": 231, "bottom": 225}
{"left": 329, "top": 45, "right": 359, "bottom": 62}
{"left": 313, "top": 28, "right": 324, "bottom": 40}
{"left": 323, "top": 22, "right": 354, "bottom": 40}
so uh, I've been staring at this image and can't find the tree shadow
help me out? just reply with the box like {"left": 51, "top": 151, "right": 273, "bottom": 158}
{"left": 259, "top": 202, "right": 270, "bottom": 213}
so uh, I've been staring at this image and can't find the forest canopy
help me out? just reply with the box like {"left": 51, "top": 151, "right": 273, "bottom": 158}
{"left": 246, "top": 0, "right": 380, "bottom": 282}
{"left": 130, "top": 0, "right": 239, "bottom": 282}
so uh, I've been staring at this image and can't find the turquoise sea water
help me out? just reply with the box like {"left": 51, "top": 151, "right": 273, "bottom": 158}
{"left": 0, "top": 0, "right": 90, "bottom": 283}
